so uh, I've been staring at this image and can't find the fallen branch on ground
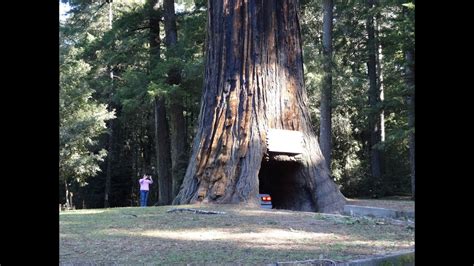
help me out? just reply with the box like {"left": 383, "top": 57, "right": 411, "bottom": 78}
{"left": 166, "top": 208, "right": 226, "bottom": 215}
{"left": 122, "top": 213, "right": 137, "bottom": 217}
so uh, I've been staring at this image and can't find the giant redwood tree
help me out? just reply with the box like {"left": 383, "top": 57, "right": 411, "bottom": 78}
{"left": 174, "top": 0, "right": 346, "bottom": 213}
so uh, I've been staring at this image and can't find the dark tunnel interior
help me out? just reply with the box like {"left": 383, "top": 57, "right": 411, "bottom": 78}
{"left": 258, "top": 156, "right": 305, "bottom": 210}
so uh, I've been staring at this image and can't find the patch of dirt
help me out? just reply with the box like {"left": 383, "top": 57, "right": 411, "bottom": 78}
{"left": 60, "top": 204, "right": 414, "bottom": 264}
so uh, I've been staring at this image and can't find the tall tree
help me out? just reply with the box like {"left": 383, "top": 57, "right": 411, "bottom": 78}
{"left": 60, "top": 0, "right": 207, "bottom": 208}
{"left": 406, "top": 50, "right": 414, "bottom": 199}
{"left": 174, "top": 0, "right": 346, "bottom": 213}
{"left": 59, "top": 45, "right": 115, "bottom": 204}
{"left": 104, "top": 105, "right": 114, "bottom": 208}
{"left": 163, "top": 0, "right": 189, "bottom": 198}
{"left": 366, "top": 0, "right": 383, "bottom": 189}
{"left": 375, "top": 6, "right": 385, "bottom": 143}
{"left": 104, "top": 0, "right": 114, "bottom": 208}
{"left": 148, "top": 0, "right": 172, "bottom": 205}
{"left": 154, "top": 96, "right": 173, "bottom": 205}
{"left": 148, "top": 0, "right": 174, "bottom": 205}
{"left": 319, "top": 0, "right": 334, "bottom": 171}
{"left": 403, "top": 2, "right": 415, "bottom": 199}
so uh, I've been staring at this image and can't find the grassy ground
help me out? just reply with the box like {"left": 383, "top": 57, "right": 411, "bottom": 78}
{"left": 60, "top": 203, "right": 414, "bottom": 264}
{"left": 346, "top": 198, "right": 414, "bottom": 212}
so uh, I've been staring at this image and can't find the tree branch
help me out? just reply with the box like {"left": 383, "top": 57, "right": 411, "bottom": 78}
{"left": 166, "top": 208, "right": 226, "bottom": 215}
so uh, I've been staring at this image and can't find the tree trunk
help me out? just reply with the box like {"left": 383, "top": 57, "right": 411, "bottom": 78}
{"left": 148, "top": 0, "right": 160, "bottom": 70}
{"left": 319, "top": 0, "right": 333, "bottom": 172}
{"left": 154, "top": 97, "right": 173, "bottom": 205}
{"left": 65, "top": 182, "right": 70, "bottom": 209}
{"left": 163, "top": 0, "right": 177, "bottom": 47}
{"left": 402, "top": 3, "right": 415, "bottom": 200}
{"left": 406, "top": 49, "right": 415, "bottom": 200}
{"left": 140, "top": 113, "right": 154, "bottom": 174}
{"left": 131, "top": 141, "right": 138, "bottom": 206}
{"left": 366, "top": 0, "right": 382, "bottom": 189}
{"left": 174, "top": 0, "right": 346, "bottom": 213}
{"left": 104, "top": 2, "right": 114, "bottom": 208}
{"left": 170, "top": 101, "right": 188, "bottom": 197}
{"left": 104, "top": 119, "right": 113, "bottom": 208}
{"left": 375, "top": 8, "right": 385, "bottom": 143}
{"left": 148, "top": 0, "right": 174, "bottom": 205}
{"left": 163, "top": 0, "right": 189, "bottom": 198}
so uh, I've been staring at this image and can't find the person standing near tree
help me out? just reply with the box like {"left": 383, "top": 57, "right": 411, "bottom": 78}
{"left": 139, "top": 174, "right": 153, "bottom": 207}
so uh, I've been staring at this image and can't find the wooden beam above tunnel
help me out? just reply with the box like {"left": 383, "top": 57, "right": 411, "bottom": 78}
{"left": 266, "top": 129, "right": 304, "bottom": 154}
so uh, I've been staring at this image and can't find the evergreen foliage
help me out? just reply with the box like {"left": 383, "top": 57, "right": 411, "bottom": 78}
{"left": 59, "top": 0, "right": 414, "bottom": 207}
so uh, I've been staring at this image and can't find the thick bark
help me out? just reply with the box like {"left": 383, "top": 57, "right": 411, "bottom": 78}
{"left": 174, "top": 0, "right": 346, "bottom": 213}
{"left": 366, "top": 0, "right": 382, "bottom": 184}
{"left": 163, "top": 0, "right": 188, "bottom": 198}
{"left": 319, "top": 0, "right": 333, "bottom": 172}
{"left": 149, "top": 0, "right": 173, "bottom": 205}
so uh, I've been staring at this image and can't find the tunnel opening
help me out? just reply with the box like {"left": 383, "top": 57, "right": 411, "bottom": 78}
{"left": 258, "top": 154, "right": 305, "bottom": 210}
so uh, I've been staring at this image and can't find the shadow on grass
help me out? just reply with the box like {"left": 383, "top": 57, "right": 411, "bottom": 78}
{"left": 60, "top": 205, "right": 414, "bottom": 264}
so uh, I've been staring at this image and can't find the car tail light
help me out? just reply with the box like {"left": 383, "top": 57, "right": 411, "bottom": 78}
{"left": 262, "top": 196, "right": 272, "bottom": 201}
